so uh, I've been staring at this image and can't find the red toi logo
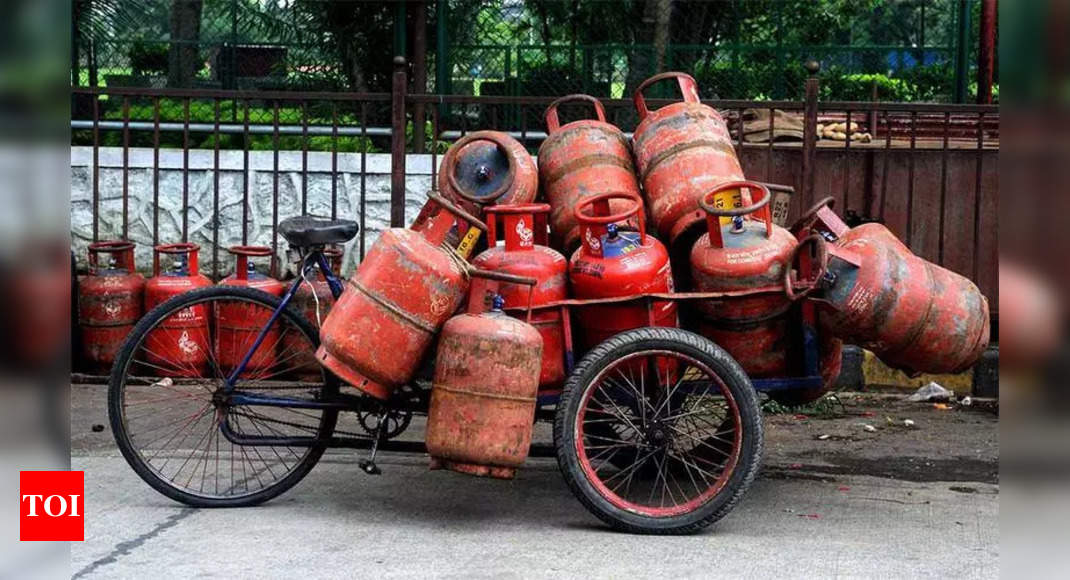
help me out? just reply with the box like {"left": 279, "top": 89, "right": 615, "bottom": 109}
{"left": 19, "top": 471, "right": 84, "bottom": 541}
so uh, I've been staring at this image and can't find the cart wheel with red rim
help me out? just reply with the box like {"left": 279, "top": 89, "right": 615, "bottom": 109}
{"left": 553, "top": 326, "right": 763, "bottom": 534}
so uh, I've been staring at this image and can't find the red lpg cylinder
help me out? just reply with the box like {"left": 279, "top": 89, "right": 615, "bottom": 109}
{"left": 538, "top": 95, "right": 642, "bottom": 254}
{"left": 438, "top": 131, "right": 538, "bottom": 216}
{"left": 287, "top": 247, "right": 344, "bottom": 379}
{"left": 144, "top": 243, "right": 213, "bottom": 377}
{"left": 216, "top": 246, "right": 284, "bottom": 377}
{"left": 569, "top": 192, "right": 677, "bottom": 350}
{"left": 787, "top": 198, "right": 991, "bottom": 374}
{"left": 316, "top": 193, "right": 484, "bottom": 400}
{"left": 632, "top": 73, "right": 745, "bottom": 274}
{"left": 471, "top": 204, "right": 568, "bottom": 391}
{"left": 78, "top": 241, "right": 145, "bottom": 372}
{"left": 426, "top": 292, "right": 543, "bottom": 480}
{"left": 690, "top": 182, "right": 798, "bottom": 377}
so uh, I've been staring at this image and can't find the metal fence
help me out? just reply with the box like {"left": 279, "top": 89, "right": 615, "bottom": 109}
{"left": 69, "top": 60, "right": 999, "bottom": 305}
{"left": 73, "top": 0, "right": 989, "bottom": 103}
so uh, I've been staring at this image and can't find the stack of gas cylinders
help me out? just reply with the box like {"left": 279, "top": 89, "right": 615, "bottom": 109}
{"left": 314, "top": 70, "right": 989, "bottom": 480}
{"left": 77, "top": 241, "right": 344, "bottom": 379}
{"left": 75, "top": 70, "right": 990, "bottom": 481}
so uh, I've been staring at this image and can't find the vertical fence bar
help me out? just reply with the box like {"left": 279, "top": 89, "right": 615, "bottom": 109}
{"left": 905, "top": 110, "right": 917, "bottom": 247}
{"left": 122, "top": 96, "right": 130, "bottom": 240}
{"left": 213, "top": 98, "right": 221, "bottom": 280}
{"left": 430, "top": 105, "right": 439, "bottom": 191}
{"left": 153, "top": 97, "right": 160, "bottom": 246}
{"left": 938, "top": 111, "right": 950, "bottom": 264}
{"left": 301, "top": 100, "right": 308, "bottom": 216}
{"left": 842, "top": 110, "right": 852, "bottom": 205}
{"left": 391, "top": 56, "right": 409, "bottom": 227}
{"left": 973, "top": 112, "right": 985, "bottom": 280}
{"left": 242, "top": 99, "right": 250, "bottom": 245}
{"left": 360, "top": 101, "right": 369, "bottom": 262}
{"left": 412, "top": 1, "right": 428, "bottom": 154}
{"left": 92, "top": 94, "right": 99, "bottom": 242}
{"left": 765, "top": 105, "right": 774, "bottom": 181}
{"left": 272, "top": 99, "right": 280, "bottom": 275}
{"left": 182, "top": 98, "right": 190, "bottom": 242}
{"left": 735, "top": 107, "right": 744, "bottom": 158}
{"left": 800, "top": 60, "right": 820, "bottom": 208}
{"left": 331, "top": 102, "right": 338, "bottom": 220}
{"left": 878, "top": 110, "right": 892, "bottom": 222}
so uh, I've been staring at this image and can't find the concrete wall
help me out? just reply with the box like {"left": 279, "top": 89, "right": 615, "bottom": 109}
{"left": 71, "top": 147, "right": 437, "bottom": 277}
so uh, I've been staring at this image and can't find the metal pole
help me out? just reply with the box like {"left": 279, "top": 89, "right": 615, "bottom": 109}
{"left": 413, "top": 1, "right": 428, "bottom": 153}
{"left": 436, "top": 0, "right": 449, "bottom": 115}
{"left": 953, "top": 0, "right": 971, "bottom": 103}
{"left": 394, "top": 1, "right": 408, "bottom": 61}
{"left": 977, "top": 0, "right": 996, "bottom": 104}
{"left": 801, "top": 60, "right": 820, "bottom": 209}
{"left": 391, "top": 56, "right": 409, "bottom": 227}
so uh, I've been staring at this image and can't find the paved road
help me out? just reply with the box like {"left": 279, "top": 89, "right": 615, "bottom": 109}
{"left": 72, "top": 452, "right": 996, "bottom": 579}
{"left": 71, "top": 383, "right": 998, "bottom": 579}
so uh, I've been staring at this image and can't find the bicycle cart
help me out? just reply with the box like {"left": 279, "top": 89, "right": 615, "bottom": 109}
{"left": 107, "top": 204, "right": 832, "bottom": 535}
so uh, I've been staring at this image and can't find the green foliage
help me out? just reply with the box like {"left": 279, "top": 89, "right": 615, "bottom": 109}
{"left": 128, "top": 40, "right": 169, "bottom": 76}
{"left": 405, "top": 120, "right": 449, "bottom": 154}
{"left": 822, "top": 72, "right": 916, "bottom": 102}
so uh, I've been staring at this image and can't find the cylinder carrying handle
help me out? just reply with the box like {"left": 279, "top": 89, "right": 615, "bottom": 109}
{"left": 153, "top": 243, "right": 200, "bottom": 277}
{"left": 545, "top": 94, "right": 607, "bottom": 134}
{"left": 228, "top": 245, "right": 272, "bottom": 281}
{"left": 699, "top": 181, "right": 773, "bottom": 248}
{"left": 485, "top": 203, "right": 551, "bottom": 249}
{"left": 574, "top": 191, "right": 646, "bottom": 257}
{"left": 427, "top": 190, "right": 488, "bottom": 233}
{"left": 634, "top": 72, "right": 701, "bottom": 121}
{"left": 88, "top": 240, "right": 136, "bottom": 275}
{"left": 784, "top": 234, "right": 831, "bottom": 302}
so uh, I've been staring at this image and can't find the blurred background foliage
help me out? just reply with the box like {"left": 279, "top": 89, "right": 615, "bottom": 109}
{"left": 72, "top": 0, "right": 995, "bottom": 102}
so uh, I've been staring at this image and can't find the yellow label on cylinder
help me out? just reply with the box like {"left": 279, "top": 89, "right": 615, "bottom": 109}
{"left": 711, "top": 187, "right": 744, "bottom": 225}
{"left": 456, "top": 226, "right": 481, "bottom": 259}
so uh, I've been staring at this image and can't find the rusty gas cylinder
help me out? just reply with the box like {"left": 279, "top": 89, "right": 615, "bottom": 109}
{"left": 78, "top": 241, "right": 145, "bottom": 372}
{"left": 439, "top": 130, "right": 538, "bottom": 216}
{"left": 786, "top": 198, "right": 991, "bottom": 374}
{"left": 287, "top": 247, "right": 343, "bottom": 380}
{"left": 316, "top": 192, "right": 486, "bottom": 400}
{"left": 144, "top": 243, "right": 213, "bottom": 377}
{"left": 632, "top": 72, "right": 745, "bottom": 279}
{"left": 690, "top": 182, "right": 798, "bottom": 377}
{"left": 569, "top": 192, "right": 677, "bottom": 350}
{"left": 538, "top": 94, "right": 641, "bottom": 254}
{"left": 426, "top": 289, "right": 543, "bottom": 480}
{"left": 216, "top": 246, "right": 284, "bottom": 377}
{"left": 471, "top": 203, "right": 568, "bottom": 391}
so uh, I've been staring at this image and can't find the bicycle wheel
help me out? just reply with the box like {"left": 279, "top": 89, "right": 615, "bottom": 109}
{"left": 108, "top": 286, "right": 339, "bottom": 507}
{"left": 554, "top": 327, "right": 763, "bottom": 534}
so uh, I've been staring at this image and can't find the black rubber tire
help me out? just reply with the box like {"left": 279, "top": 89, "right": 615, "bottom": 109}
{"left": 553, "top": 327, "right": 763, "bottom": 535}
{"left": 108, "top": 286, "right": 339, "bottom": 508}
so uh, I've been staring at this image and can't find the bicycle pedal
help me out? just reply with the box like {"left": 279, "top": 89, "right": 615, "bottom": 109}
{"left": 358, "top": 460, "right": 382, "bottom": 475}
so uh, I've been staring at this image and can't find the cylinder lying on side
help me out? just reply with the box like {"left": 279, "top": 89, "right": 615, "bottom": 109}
{"left": 787, "top": 198, "right": 991, "bottom": 375}
{"left": 316, "top": 193, "right": 484, "bottom": 400}
{"left": 426, "top": 284, "right": 543, "bottom": 480}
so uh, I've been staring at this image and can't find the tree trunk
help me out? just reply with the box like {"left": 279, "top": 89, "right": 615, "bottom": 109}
{"left": 168, "top": 0, "right": 203, "bottom": 88}
{"left": 653, "top": 0, "right": 672, "bottom": 72}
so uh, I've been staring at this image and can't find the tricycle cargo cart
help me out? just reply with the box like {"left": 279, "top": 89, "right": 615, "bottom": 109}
{"left": 106, "top": 193, "right": 835, "bottom": 535}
